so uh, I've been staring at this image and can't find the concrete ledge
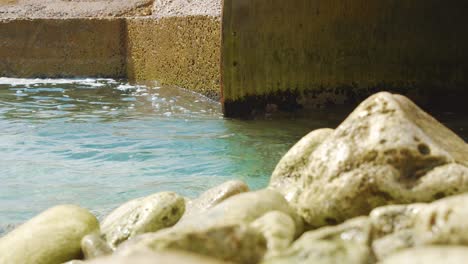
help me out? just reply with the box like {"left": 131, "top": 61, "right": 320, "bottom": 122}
{"left": 126, "top": 16, "right": 221, "bottom": 99}
{"left": 0, "top": 18, "right": 126, "bottom": 78}
{"left": 0, "top": 15, "right": 221, "bottom": 98}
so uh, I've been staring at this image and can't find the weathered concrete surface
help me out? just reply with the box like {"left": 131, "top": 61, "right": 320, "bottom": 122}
{"left": 153, "top": 0, "right": 221, "bottom": 18}
{"left": 0, "top": 18, "right": 126, "bottom": 78}
{"left": 0, "top": 16, "right": 221, "bottom": 98}
{"left": 221, "top": 0, "right": 468, "bottom": 117}
{"left": 0, "top": 0, "right": 222, "bottom": 99}
{"left": 126, "top": 16, "right": 221, "bottom": 98}
{"left": 0, "top": 0, "right": 154, "bottom": 18}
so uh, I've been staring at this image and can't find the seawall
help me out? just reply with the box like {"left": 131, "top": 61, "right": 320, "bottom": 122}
{"left": 1, "top": 0, "right": 468, "bottom": 116}
{"left": 0, "top": 18, "right": 127, "bottom": 78}
{"left": 126, "top": 16, "right": 220, "bottom": 99}
{"left": 221, "top": 0, "right": 468, "bottom": 117}
{"left": 0, "top": 15, "right": 221, "bottom": 98}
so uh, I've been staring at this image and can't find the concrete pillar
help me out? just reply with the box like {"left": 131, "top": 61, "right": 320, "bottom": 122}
{"left": 221, "top": 0, "right": 468, "bottom": 117}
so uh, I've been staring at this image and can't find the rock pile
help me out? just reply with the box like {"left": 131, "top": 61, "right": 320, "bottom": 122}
{"left": 0, "top": 92, "right": 467, "bottom": 264}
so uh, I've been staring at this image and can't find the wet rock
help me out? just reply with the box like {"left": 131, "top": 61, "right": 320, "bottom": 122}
{"left": 370, "top": 204, "right": 424, "bottom": 237}
{"left": 63, "top": 261, "right": 85, "bottom": 264}
{"left": 101, "top": 191, "right": 185, "bottom": 249}
{"left": 263, "top": 217, "right": 372, "bottom": 264}
{"left": 81, "top": 232, "right": 112, "bottom": 259}
{"left": 85, "top": 250, "right": 232, "bottom": 264}
{"left": 177, "top": 189, "right": 303, "bottom": 237}
{"left": 270, "top": 92, "right": 468, "bottom": 227}
{"left": 414, "top": 193, "right": 468, "bottom": 245}
{"left": 380, "top": 246, "right": 468, "bottom": 264}
{"left": 370, "top": 203, "right": 423, "bottom": 259}
{"left": 372, "top": 230, "right": 415, "bottom": 261}
{"left": 250, "top": 211, "right": 296, "bottom": 258}
{"left": 180, "top": 180, "right": 249, "bottom": 222}
{"left": 116, "top": 223, "right": 266, "bottom": 264}
{"left": 0, "top": 205, "right": 99, "bottom": 264}
{"left": 114, "top": 189, "right": 300, "bottom": 263}
{"left": 270, "top": 128, "right": 334, "bottom": 202}
{"left": 370, "top": 194, "right": 468, "bottom": 260}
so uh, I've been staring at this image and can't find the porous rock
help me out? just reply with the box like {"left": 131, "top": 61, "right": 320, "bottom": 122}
{"left": 81, "top": 232, "right": 113, "bottom": 259}
{"left": 250, "top": 211, "right": 296, "bottom": 258}
{"left": 177, "top": 189, "right": 303, "bottom": 237}
{"left": 180, "top": 180, "right": 249, "bottom": 222}
{"left": 270, "top": 92, "right": 468, "bottom": 227}
{"left": 262, "top": 217, "right": 372, "bottom": 264}
{"left": 370, "top": 204, "right": 425, "bottom": 237}
{"left": 116, "top": 223, "right": 266, "bottom": 264}
{"left": 372, "top": 229, "right": 415, "bottom": 261}
{"left": 114, "top": 189, "right": 301, "bottom": 263}
{"left": 369, "top": 203, "right": 424, "bottom": 259}
{"left": 414, "top": 193, "right": 468, "bottom": 245}
{"left": 380, "top": 246, "right": 468, "bottom": 264}
{"left": 370, "top": 194, "right": 468, "bottom": 260}
{"left": 101, "top": 191, "right": 185, "bottom": 249}
{"left": 270, "top": 128, "right": 334, "bottom": 202}
{"left": 63, "top": 261, "right": 85, "bottom": 264}
{"left": 0, "top": 205, "right": 99, "bottom": 264}
{"left": 85, "top": 250, "right": 232, "bottom": 264}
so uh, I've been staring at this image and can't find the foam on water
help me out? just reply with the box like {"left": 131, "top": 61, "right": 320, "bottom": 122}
{"left": 0, "top": 78, "right": 337, "bottom": 235}
{"left": 0, "top": 77, "right": 117, "bottom": 87}
{"left": 0, "top": 78, "right": 466, "bottom": 236}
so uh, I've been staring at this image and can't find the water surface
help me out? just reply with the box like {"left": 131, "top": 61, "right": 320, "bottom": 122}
{"left": 0, "top": 78, "right": 346, "bottom": 234}
{"left": 0, "top": 78, "right": 466, "bottom": 235}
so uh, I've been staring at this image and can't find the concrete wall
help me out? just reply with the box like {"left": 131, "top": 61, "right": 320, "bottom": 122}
{"left": 0, "top": 16, "right": 221, "bottom": 98}
{"left": 221, "top": 0, "right": 468, "bottom": 117}
{"left": 126, "top": 16, "right": 221, "bottom": 98}
{"left": 0, "top": 18, "right": 126, "bottom": 78}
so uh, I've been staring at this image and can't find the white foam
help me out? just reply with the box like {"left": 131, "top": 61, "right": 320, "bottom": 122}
{"left": 0, "top": 77, "right": 116, "bottom": 87}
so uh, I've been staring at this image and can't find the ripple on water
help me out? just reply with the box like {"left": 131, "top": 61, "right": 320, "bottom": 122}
{"left": 1, "top": 78, "right": 466, "bottom": 236}
{"left": 0, "top": 78, "right": 327, "bottom": 235}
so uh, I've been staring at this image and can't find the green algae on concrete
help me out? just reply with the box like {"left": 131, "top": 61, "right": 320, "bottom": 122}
{"left": 0, "top": 205, "right": 99, "bottom": 264}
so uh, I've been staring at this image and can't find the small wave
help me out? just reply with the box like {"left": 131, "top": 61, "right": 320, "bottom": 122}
{"left": 0, "top": 77, "right": 116, "bottom": 87}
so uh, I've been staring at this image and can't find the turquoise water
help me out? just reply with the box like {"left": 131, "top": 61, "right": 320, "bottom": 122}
{"left": 0, "top": 78, "right": 466, "bottom": 235}
{"left": 0, "top": 78, "right": 347, "bottom": 234}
